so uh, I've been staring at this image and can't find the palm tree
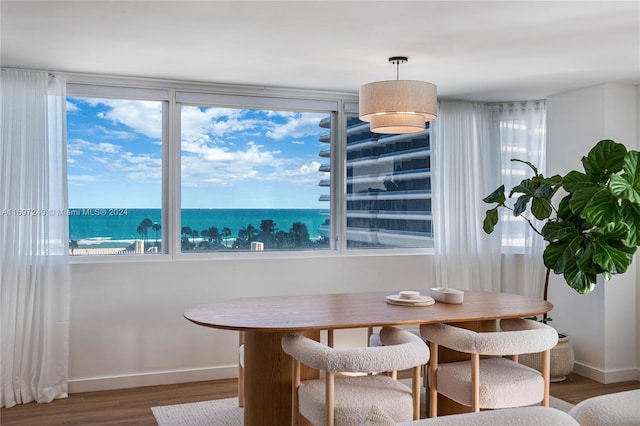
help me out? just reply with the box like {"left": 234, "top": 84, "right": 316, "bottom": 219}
{"left": 137, "top": 224, "right": 145, "bottom": 241}
{"left": 69, "top": 239, "right": 78, "bottom": 255}
{"left": 222, "top": 227, "right": 231, "bottom": 247}
{"left": 207, "top": 226, "right": 220, "bottom": 245}
{"left": 152, "top": 222, "right": 161, "bottom": 247}
{"left": 181, "top": 226, "right": 193, "bottom": 251}
{"left": 201, "top": 226, "right": 220, "bottom": 248}
{"left": 181, "top": 226, "right": 192, "bottom": 239}
{"left": 290, "top": 222, "right": 310, "bottom": 248}
{"left": 138, "top": 218, "right": 153, "bottom": 245}
{"left": 259, "top": 219, "right": 276, "bottom": 248}
{"left": 246, "top": 224, "right": 257, "bottom": 241}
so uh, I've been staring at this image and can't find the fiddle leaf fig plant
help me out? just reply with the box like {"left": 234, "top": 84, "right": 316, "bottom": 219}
{"left": 483, "top": 139, "right": 640, "bottom": 296}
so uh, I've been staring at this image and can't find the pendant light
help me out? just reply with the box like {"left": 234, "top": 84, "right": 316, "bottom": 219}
{"left": 359, "top": 56, "right": 437, "bottom": 134}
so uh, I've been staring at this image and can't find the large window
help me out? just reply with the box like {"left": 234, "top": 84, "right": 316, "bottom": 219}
{"left": 179, "top": 104, "right": 331, "bottom": 252}
{"left": 62, "top": 82, "right": 448, "bottom": 258}
{"left": 66, "top": 85, "right": 167, "bottom": 256}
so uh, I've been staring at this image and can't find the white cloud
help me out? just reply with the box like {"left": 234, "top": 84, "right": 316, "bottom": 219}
{"left": 266, "top": 113, "right": 326, "bottom": 140}
{"left": 74, "top": 104, "right": 326, "bottom": 190}
{"left": 95, "top": 125, "right": 137, "bottom": 140}
{"left": 66, "top": 100, "right": 78, "bottom": 112}
{"left": 181, "top": 140, "right": 281, "bottom": 187}
{"left": 67, "top": 174, "right": 97, "bottom": 185}
{"left": 67, "top": 138, "right": 122, "bottom": 156}
{"left": 179, "top": 108, "right": 326, "bottom": 189}
{"left": 86, "top": 98, "right": 163, "bottom": 139}
{"left": 67, "top": 138, "right": 161, "bottom": 183}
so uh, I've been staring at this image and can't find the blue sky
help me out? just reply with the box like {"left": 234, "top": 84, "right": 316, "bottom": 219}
{"left": 66, "top": 98, "right": 329, "bottom": 209}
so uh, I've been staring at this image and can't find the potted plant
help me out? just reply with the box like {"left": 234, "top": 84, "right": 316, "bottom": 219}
{"left": 482, "top": 139, "right": 640, "bottom": 380}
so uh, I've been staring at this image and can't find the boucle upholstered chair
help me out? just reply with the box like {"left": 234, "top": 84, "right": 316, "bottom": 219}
{"left": 368, "top": 327, "right": 428, "bottom": 381}
{"left": 363, "top": 405, "right": 579, "bottom": 425}
{"left": 282, "top": 326, "right": 430, "bottom": 425}
{"left": 420, "top": 319, "right": 558, "bottom": 417}
{"left": 568, "top": 389, "right": 640, "bottom": 426}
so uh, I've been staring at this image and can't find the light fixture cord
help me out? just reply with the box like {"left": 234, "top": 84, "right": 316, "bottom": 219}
{"left": 396, "top": 62, "right": 400, "bottom": 80}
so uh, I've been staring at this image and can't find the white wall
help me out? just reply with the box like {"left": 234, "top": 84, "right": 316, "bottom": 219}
{"left": 68, "top": 254, "right": 435, "bottom": 392}
{"left": 546, "top": 83, "right": 639, "bottom": 383}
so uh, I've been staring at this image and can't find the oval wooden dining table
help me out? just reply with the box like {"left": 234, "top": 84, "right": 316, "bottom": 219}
{"left": 184, "top": 290, "right": 552, "bottom": 426}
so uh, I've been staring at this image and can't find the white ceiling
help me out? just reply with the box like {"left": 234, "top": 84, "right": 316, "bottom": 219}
{"left": 2, "top": 1, "right": 639, "bottom": 102}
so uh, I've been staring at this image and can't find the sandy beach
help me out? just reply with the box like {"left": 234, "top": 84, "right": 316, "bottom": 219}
{"left": 70, "top": 247, "right": 138, "bottom": 256}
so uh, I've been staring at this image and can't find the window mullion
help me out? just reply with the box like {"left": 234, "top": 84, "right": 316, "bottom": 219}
{"left": 167, "top": 88, "right": 180, "bottom": 258}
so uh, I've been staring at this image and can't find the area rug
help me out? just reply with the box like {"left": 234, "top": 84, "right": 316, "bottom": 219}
{"left": 151, "top": 397, "right": 242, "bottom": 426}
{"left": 151, "top": 395, "right": 574, "bottom": 425}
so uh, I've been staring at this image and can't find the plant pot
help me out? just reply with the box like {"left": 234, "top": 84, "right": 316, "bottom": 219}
{"left": 519, "top": 333, "right": 575, "bottom": 382}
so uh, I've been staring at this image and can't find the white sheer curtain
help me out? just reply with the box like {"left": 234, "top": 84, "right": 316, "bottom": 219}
{"left": 1, "top": 70, "right": 70, "bottom": 407}
{"left": 431, "top": 100, "right": 547, "bottom": 297}
{"left": 491, "top": 101, "right": 547, "bottom": 298}
{"left": 432, "top": 101, "right": 502, "bottom": 291}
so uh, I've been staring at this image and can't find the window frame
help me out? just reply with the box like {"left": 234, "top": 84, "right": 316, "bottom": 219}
{"left": 64, "top": 77, "right": 435, "bottom": 263}
{"left": 66, "top": 83, "right": 170, "bottom": 262}
{"left": 173, "top": 93, "right": 339, "bottom": 258}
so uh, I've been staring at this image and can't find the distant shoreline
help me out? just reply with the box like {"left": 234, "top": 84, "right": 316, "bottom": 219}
{"left": 69, "top": 247, "right": 138, "bottom": 256}
{"left": 69, "top": 208, "right": 327, "bottom": 250}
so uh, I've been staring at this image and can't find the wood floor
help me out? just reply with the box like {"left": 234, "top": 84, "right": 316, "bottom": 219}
{"left": 1, "top": 374, "right": 639, "bottom": 425}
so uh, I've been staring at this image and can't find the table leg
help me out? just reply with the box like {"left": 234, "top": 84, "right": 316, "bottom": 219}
{"left": 243, "top": 330, "right": 319, "bottom": 426}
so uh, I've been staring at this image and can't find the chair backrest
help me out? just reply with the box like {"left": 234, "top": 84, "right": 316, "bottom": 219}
{"left": 420, "top": 318, "right": 558, "bottom": 355}
{"left": 283, "top": 327, "right": 429, "bottom": 425}
{"left": 282, "top": 326, "right": 429, "bottom": 373}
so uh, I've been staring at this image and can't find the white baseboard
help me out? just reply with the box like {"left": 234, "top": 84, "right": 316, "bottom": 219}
{"left": 573, "top": 362, "right": 640, "bottom": 384}
{"left": 68, "top": 365, "right": 238, "bottom": 393}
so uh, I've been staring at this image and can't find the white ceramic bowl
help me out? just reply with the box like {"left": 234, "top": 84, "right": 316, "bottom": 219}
{"left": 430, "top": 287, "right": 464, "bottom": 304}
{"left": 399, "top": 290, "right": 421, "bottom": 300}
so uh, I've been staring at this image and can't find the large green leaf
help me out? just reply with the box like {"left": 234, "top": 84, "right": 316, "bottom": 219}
{"left": 620, "top": 201, "right": 640, "bottom": 246}
{"left": 539, "top": 174, "right": 563, "bottom": 186}
{"left": 557, "top": 194, "right": 578, "bottom": 221}
{"left": 542, "top": 221, "right": 579, "bottom": 242}
{"left": 583, "top": 188, "right": 622, "bottom": 226}
{"left": 609, "top": 151, "right": 640, "bottom": 205}
{"left": 483, "top": 208, "right": 499, "bottom": 234}
{"left": 543, "top": 236, "right": 583, "bottom": 273}
{"left": 482, "top": 185, "right": 506, "bottom": 205}
{"left": 563, "top": 170, "right": 597, "bottom": 192}
{"left": 588, "top": 222, "right": 631, "bottom": 242}
{"left": 510, "top": 178, "right": 535, "bottom": 198}
{"left": 592, "top": 241, "right": 635, "bottom": 275}
{"left": 531, "top": 197, "right": 552, "bottom": 220}
{"left": 575, "top": 242, "right": 602, "bottom": 275}
{"left": 563, "top": 258, "right": 597, "bottom": 294}
{"left": 529, "top": 183, "right": 556, "bottom": 220}
{"left": 582, "top": 139, "right": 627, "bottom": 179}
{"left": 570, "top": 186, "right": 621, "bottom": 226}
{"left": 586, "top": 223, "right": 636, "bottom": 275}
{"left": 568, "top": 187, "right": 599, "bottom": 219}
{"left": 513, "top": 194, "right": 531, "bottom": 217}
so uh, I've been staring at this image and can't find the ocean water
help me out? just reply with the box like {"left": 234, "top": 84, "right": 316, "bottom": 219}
{"left": 69, "top": 208, "right": 328, "bottom": 248}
